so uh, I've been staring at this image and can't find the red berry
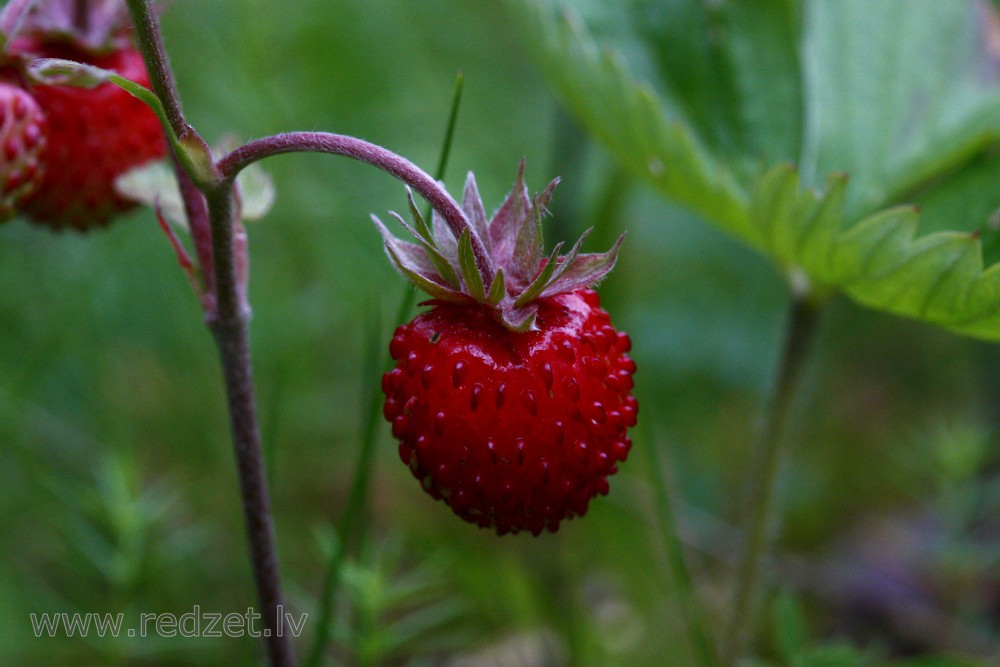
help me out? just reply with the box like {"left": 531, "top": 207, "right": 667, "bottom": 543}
{"left": 375, "top": 165, "right": 631, "bottom": 534}
{"left": 11, "top": 38, "right": 166, "bottom": 231}
{"left": 383, "top": 290, "right": 636, "bottom": 536}
{"left": 0, "top": 83, "right": 47, "bottom": 223}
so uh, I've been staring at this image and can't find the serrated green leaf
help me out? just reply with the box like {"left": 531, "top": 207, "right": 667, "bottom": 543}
{"left": 508, "top": 0, "right": 1000, "bottom": 341}
{"left": 514, "top": 2, "right": 749, "bottom": 236}
{"left": 801, "top": 0, "right": 1000, "bottom": 220}
{"left": 914, "top": 149, "right": 1000, "bottom": 237}
{"left": 457, "top": 229, "right": 486, "bottom": 301}
{"left": 633, "top": 0, "right": 802, "bottom": 166}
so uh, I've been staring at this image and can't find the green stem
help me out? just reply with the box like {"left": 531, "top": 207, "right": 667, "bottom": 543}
{"left": 304, "top": 303, "right": 383, "bottom": 667}
{"left": 126, "top": 3, "right": 295, "bottom": 665}
{"left": 204, "top": 184, "right": 296, "bottom": 667}
{"left": 305, "top": 76, "right": 464, "bottom": 667}
{"left": 721, "top": 292, "right": 822, "bottom": 666}
{"left": 645, "top": 431, "right": 720, "bottom": 667}
{"left": 125, "top": 0, "right": 185, "bottom": 137}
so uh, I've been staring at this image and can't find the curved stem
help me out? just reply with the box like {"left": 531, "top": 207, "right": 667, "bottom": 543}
{"left": 721, "top": 293, "right": 821, "bottom": 666}
{"left": 216, "top": 132, "right": 494, "bottom": 284}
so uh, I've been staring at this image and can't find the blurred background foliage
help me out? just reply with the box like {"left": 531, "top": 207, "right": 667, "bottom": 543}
{"left": 0, "top": 1, "right": 998, "bottom": 665}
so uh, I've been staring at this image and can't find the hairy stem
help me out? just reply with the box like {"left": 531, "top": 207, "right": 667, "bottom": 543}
{"left": 204, "top": 183, "right": 295, "bottom": 667}
{"left": 174, "top": 161, "right": 216, "bottom": 305}
{"left": 125, "top": 0, "right": 185, "bottom": 138}
{"left": 216, "top": 131, "right": 494, "bottom": 284}
{"left": 127, "top": 2, "right": 295, "bottom": 665}
{"left": 721, "top": 294, "right": 821, "bottom": 666}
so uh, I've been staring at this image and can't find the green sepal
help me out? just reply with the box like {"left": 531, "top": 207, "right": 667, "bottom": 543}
{"left": 514, "top": 242, "right": 564, "bottom": 308}
{"left": 499, "top": 303, "right": 539, "bottom": 332}
{"left": 539, "top": 233, "right": 625, "bottom": 299}
{"left": 544, "top": 227, "right": 591, "bottom": 287}
{"left": 512, "top": 193, "right": 544, "bottom": 283}
{"left": 458, "top": 229, "right": 486, "bottom": 301}
{"left": 382, "top": 238, "right": 468, "bottom": 304}
{"left": 405, "top": 186, "right": 433, "bottom": 242}
{"left": 375, "top": 161, "right": 625, "bottom": 333}
{"left": 388, "top": 211, "right": 461, "bottom": 288}
{"left": 486, "top": 267, "right": 506, "bottom": 305}
{"left": 430, "top": 208, "right": 459, "bottom": 263}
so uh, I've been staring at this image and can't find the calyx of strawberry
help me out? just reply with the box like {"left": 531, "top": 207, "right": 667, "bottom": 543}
{"left": 11, "top": 0, "right": 133, "bottom": 54}
{"left": 373, "top": 162, "right": 624, "bottom": 332}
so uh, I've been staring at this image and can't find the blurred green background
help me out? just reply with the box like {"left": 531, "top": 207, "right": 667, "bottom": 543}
{"left": 1, "top": 1, "right": 998, "bottom": 665}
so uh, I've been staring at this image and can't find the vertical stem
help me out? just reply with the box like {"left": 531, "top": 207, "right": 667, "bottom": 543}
{"left": 174, "top": 162, "right": 216, "bottom": 303}
{"left": 304, "top": 305, "right": 382, "bottom": 667}
{"left": 306, "top": 76, "right": 465, "bottom": 667}
{"left": 204, "top": 186, "right": 296, "bottom": 667}
{"left": 126, "top": 2, "right": 296, "bottom": 664}
{"left": 721, "top": 293, "right": 821, "bottom": 666}
{"left": 645, "top": 431, "right": 719, "bottom": 667}
{"left": 126, "top": 0, "right": 186, "bottom": 137}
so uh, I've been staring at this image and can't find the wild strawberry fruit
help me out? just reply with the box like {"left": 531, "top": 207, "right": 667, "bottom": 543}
{"left": 377, "top": 165, "right": 635, "bottom": 535}
{"left": 7, "top": 1, "right": 166, "bottom": 231}
{"left": 0, "top": 83, "right": 46, "bottom": 222}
